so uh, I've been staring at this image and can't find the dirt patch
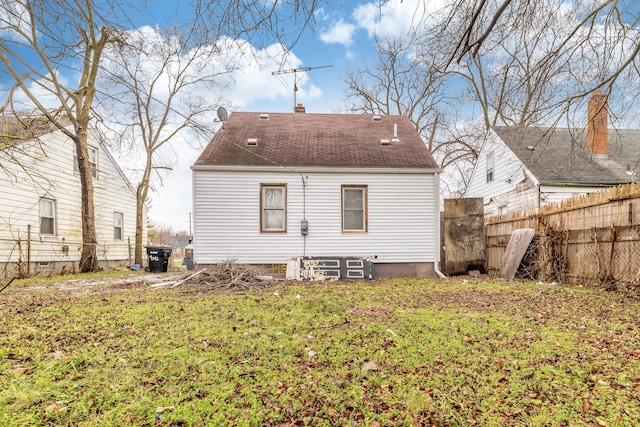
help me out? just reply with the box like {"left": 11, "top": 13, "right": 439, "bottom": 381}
{"left": 11, "top": 272, "right": 186, "bottom": 297}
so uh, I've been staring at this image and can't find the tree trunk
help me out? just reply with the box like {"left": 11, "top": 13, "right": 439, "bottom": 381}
{"left": 134, "top": 190, "right": 145, "bottom": 266}
{"left": 75, "top": 129, "right": 99, "bottom": 272}
{"left": 134, "top": 158, "right": 152, "bottom": 266}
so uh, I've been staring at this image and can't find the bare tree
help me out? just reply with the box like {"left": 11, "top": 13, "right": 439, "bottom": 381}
{"left": 0, "top": 0, "right": 134, "bottom": 272}
{"left": 191, "top": 0, "right": 321, "bottom": 49}
{"left": 343, "top": 38, "right": 480, "bottom": 196}
{"left": 95, "top": 2, "right": 323, "bottom": 265}
{"left": 440, "top": 0, "right": 640, "bottom": 125}
{"left": 96, "top": 26, "right": 232, "bottom": 265}
{"left": 0, "top": 0, "right": 323, "bottom": 271}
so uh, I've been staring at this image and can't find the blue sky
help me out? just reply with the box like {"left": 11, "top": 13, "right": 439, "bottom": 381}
{"left": 141, "top": 0, "right": 432, "bottom": 232}
{"left": 0, "top": 0, "right": 440, "bottom": 232}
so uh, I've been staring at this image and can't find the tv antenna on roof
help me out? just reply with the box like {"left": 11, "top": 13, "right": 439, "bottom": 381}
{"left": 271, "top": 65, "right": 333, "bottom": 108}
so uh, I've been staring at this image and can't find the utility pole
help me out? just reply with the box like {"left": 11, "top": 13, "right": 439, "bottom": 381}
{"left": 271, "top": 65, "right": 333, "bottom": 109}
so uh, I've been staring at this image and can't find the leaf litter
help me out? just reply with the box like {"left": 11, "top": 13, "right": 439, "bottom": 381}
{"left": 1, "top": 274, "right": 640, "bottom": 426}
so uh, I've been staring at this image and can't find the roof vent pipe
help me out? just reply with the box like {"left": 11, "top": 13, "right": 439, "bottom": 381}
{"left": 391, "top": 123, "right": 399, "bottom": 142}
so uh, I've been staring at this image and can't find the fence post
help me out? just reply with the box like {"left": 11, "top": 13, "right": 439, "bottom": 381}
{"left": 27, "top": 224, "right": 31, "bottom": 278}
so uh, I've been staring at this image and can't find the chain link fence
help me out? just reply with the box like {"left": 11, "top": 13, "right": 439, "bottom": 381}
{"left": 0, "top": 237, "right": 141, "bottom": 279}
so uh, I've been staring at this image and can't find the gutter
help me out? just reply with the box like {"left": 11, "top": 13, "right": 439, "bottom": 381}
{"left": 539, "top": 181, "right": 619, "bottom": 188}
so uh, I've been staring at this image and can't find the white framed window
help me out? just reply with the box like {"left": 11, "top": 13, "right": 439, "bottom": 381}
{"left": 114, "top": 212, "right": 123, "bottom": 240}
{"left": 39, "top": 198, "right": 56, "bottom": 235}
{"left": 342, "top": 185, "right": 368, "bottom": 233}
{"left": 74, "top": 146, "right": 98, "bottom": 179}
{"left": 261, "top": 184, "right": 287, "bottom": 232}
{"left": 486, "top": 150, "right": 495, "bottom": 183}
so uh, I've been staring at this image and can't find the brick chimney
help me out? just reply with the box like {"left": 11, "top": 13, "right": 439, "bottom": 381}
{"left": 587, "top": 90, "right": 608, "bottom": 157}
{"left": 294, "top": 103, "right": 306, "bottom": 113}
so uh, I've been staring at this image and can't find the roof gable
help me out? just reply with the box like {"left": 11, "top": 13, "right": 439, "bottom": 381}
{"left": 194, "top": 112, "right": 439, "bottom": 169}
{"left": 493, "top": 126, "right": 640, "bottom": 185}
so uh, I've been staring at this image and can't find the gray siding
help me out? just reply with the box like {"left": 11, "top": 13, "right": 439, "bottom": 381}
{"left": 192, "top": 169, "right": 439, "bottom": 265}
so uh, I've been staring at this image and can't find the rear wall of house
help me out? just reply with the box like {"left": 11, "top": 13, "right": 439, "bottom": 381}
{"left": 192, "top": 169, "right": 439, "bottom": 275}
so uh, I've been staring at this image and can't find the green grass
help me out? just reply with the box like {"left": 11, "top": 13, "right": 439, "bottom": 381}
{"left": 1, "top": 275, "right": 639, "bottom": 426}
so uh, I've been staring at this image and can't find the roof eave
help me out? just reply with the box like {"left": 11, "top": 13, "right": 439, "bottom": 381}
{"left": 538, "top": 180, "right": 632, "bottom": 188}
{"left": 191, "top": 165, "right": 442, "bottom": 174}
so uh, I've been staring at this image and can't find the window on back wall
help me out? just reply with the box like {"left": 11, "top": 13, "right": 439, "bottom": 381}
{"left": 114, "top": 212, "right": 123, "bottom": 240}
{"left": 342, "top": 185, "right": 368, "bottom": 232}
{"left": 39, "top": 198, "right": 56, "bottom": 235}
{"left": 74, "top": 146, "right": 98, "bottom": 179}
{"left": 261, "top": 184, "right": 287, "bottom": 232}
{"left": 486, "top": 150, "right": 495, "bottom": 183}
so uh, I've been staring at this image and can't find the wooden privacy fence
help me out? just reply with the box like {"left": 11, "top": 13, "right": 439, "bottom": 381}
{"left": 485, "top": 182, "right": 640, "bottom": 289}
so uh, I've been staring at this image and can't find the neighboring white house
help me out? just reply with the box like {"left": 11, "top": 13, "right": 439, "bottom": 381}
{"left": 0, "top": 117, "right": 141, "bottom": 277}
{"left": 465, "top": 92, "right": 640, "bottom": 216}
{"left": 191, "top": 107, "right": 443, "bottom": 278}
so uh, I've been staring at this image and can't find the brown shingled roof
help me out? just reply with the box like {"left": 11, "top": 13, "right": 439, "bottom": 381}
{"left": 193, "top": 112, "right": 439, "bottom": 169}
{"left": 0, "top": 113, "right": 71, "bottom": 146}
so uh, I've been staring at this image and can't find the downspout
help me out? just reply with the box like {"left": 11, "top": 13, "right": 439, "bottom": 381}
{"left": 302, "top": 175, "right": 307, "bottom": 257}
{"left": 433, "top": 172, "right": 447, "bottom": 278}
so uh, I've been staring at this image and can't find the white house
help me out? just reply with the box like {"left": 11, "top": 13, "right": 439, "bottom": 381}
{"left": 191, "top": 108, "right": 443, "bottom": 278}
{"left": 465, "top": 92, "right": 640, "bottom": 216}
{"left": 0, "top": 117, "right": 141, "bottom": 277}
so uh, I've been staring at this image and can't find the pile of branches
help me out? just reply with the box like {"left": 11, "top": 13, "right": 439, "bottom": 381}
{"left": 173, "top": 260, "right": 273, "bottom": 291}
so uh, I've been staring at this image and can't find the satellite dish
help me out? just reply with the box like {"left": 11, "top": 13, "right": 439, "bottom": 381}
{"left": 217, "top": 107, "right": 228, "bottom": 122}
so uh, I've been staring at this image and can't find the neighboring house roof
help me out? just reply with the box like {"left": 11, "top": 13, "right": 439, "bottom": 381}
{"left": 493, "top": 125, "right": 640, "bottom": 186}
{"left": 194, "top": 112, "right": 439, "bottom": 169}
{"left": 0, "top": 113, "right": 72, "bottom": 146}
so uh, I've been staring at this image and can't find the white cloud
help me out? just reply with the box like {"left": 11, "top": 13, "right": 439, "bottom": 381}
{"left": 223, "top": 41, "right": 304, "bottom": 108}
{"left": 7, "top": 72, "right": 73, "bottom": 111}
{"left": 352, "top": 0, "right": 443, "bottom": 40}
{"left": 99, "top": 29, "right": 309, "bottom": 230}
{"left": 320, "top": 19, "right": 356, "bottom": 46}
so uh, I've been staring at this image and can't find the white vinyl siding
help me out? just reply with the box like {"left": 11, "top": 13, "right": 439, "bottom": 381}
{"left": 465, "top": 129, "right": 527, "bottom": 206}
{"left": 0, "top": 127, "right": 140, "bottom": 263}
{"left": 193, "top": 170, "right": 439, "bottom": 265}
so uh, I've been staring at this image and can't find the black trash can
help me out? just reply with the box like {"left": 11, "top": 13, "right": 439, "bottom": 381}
{"left": 146, "top": 245, "right": 172, "bottom": 273}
